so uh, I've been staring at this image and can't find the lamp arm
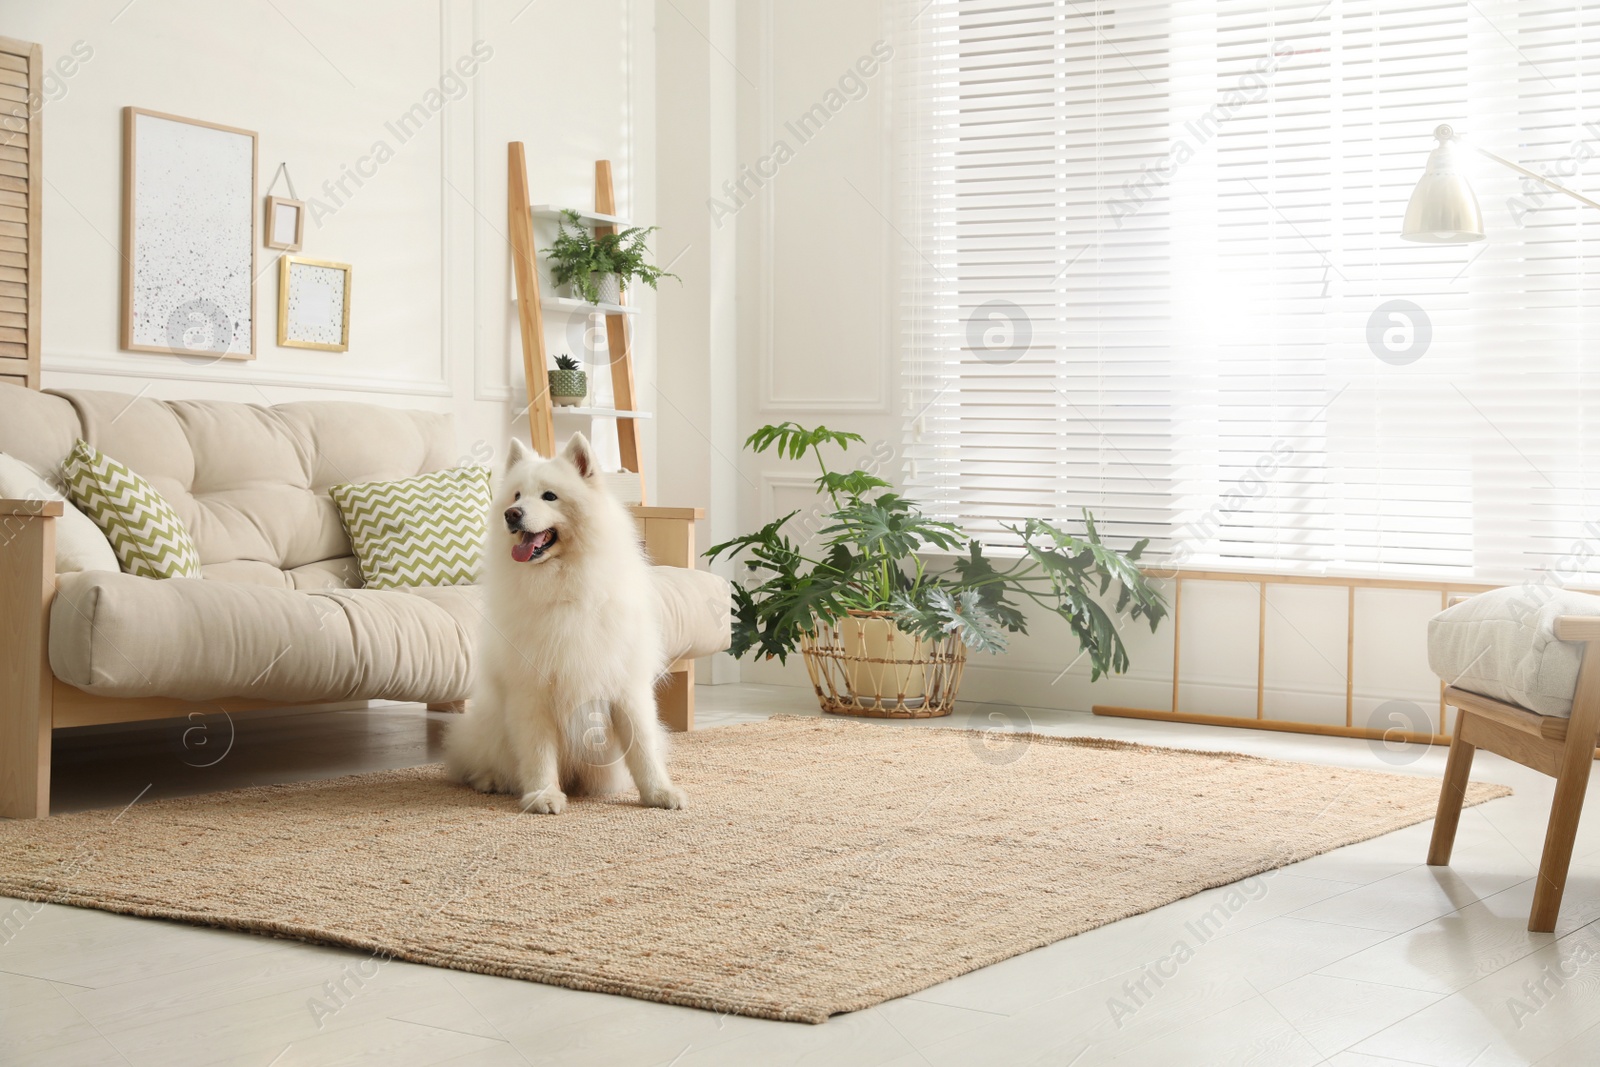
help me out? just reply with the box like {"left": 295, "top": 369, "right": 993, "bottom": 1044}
{"left": 1465, "top": 142, "right": 1600, "bottom": 214}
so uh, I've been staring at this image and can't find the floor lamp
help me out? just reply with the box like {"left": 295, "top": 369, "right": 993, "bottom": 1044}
{"left": 1402, "top": 123, "right": 1600, "bottom": 241}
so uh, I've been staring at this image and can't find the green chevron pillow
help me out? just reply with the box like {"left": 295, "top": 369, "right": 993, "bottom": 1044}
{"left": 62, "top": 440, "right": 202, "bottom": 580}
{"left": 330, "top": 466, "right": 491, "bottom": 589}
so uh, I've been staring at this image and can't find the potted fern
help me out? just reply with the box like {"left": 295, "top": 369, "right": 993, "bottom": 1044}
{"left": 548, "top": 354, "right": 586, "bottom": 406}
{"left": 549, "top": 209, "right": 679, "bottom": 306}
{"left": 708, "top": 423, "right": 1168, "bottom": 717}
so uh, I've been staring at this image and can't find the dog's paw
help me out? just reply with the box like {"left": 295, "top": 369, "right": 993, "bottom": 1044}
{"left": 519, "top": 787, "right": 567, "bottom": 814}
{"left": 640, "top": 785, "right": 688, "bottom": 811}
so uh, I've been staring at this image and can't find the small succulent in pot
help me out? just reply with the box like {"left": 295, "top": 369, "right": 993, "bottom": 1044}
{"left": 548, "top": 354, "right": 587, "bottom": 407}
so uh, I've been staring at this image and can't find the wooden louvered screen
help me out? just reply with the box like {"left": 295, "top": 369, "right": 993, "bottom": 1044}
{"left": 0, "top": 36, "right": 39, "bottom": 390}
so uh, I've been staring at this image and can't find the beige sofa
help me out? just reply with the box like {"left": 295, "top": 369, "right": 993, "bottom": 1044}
{"left": 0, "top": 386, "right": 729, "bottom": 819}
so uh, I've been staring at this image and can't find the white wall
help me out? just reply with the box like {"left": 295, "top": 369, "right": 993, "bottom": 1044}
{"left": 7, "top": 0, "right": 656, "bottom": 485}
{"left": 30, "top": 0, "right": 1434, "bottom": 720}
{"left": 658, "top": 0, "right": 1443, "bottom": 726}
{"left": 654, "top": 0, "right": 740, "bottom": 681}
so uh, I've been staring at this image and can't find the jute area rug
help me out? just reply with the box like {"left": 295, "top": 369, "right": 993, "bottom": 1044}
{"left": 0, "top": 716, "right": 1509, "bottom": 1023}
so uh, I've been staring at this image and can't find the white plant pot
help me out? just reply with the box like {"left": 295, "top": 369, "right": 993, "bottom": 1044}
{"left": 593, "top": 273, "right": 623, "bottom": 306}
{"left": 840, "top": 614, "right": 927, "bottom": 701}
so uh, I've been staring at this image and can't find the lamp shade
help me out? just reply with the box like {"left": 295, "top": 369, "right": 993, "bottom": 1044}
{"left": 1402, "top": 126, "right": 1485, "bottom": 243}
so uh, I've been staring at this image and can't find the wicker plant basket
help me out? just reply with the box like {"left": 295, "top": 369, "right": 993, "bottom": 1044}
{"left": 800, "top": 609, "right": 967, "bottom": 718}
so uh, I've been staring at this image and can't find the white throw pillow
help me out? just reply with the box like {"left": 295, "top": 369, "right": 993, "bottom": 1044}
{"left": 1427, "top": 586, "right": 1600, "bottom": 717}
{"left": 0, "top": 451, "right": 121, "bottom": 573}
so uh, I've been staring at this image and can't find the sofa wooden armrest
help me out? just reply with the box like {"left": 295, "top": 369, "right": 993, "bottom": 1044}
{"left": 0, "top": 498, "right": 63, "bottom": 516}
{"left": 1555, "top": 616, "right": 1600, "bottom": 642}
{"left": 0, "top": 502, "right": 55, "bottom": 820}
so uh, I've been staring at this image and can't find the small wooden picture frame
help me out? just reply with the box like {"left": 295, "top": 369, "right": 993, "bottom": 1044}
{"left": 278, "top": 255, "right": 351, "bottom": 352}
{"left": 264, "top": 195, "right": 304, "bottom": 251}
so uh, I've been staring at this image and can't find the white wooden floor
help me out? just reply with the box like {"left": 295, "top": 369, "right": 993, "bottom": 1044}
{"left": 3, "top": 683, "right": 1599, "bottom": 1066}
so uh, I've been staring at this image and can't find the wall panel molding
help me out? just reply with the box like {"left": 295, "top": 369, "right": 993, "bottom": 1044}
{"left": 43, "top": 353, "right": 453, "bottom": 397}
{"left": 754, "top": 0, "right": 891, "bottom": 416}
{"left": 758, "top": 471, "right": 822, "bottom": 528}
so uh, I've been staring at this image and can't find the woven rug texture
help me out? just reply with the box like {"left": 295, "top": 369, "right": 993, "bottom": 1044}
{"left": 0, "top": 716, "right": 1510, "bottom": 1023}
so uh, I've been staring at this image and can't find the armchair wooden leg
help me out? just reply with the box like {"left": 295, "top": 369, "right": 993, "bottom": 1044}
{"left": 1428, "top": 727, "right": 1476, "bottom": 867}
{"left": 1530, "top": 765, "right": 1592, "bottom": 933}
{"left": 1531, "top": 745, "right": 1596, "bottom": 932}
{"left": 1530, "top": 631, "right": 1600, "bottom": 932}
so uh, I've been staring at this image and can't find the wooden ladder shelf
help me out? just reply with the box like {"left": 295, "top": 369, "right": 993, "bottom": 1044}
{"left": 506, "top": 145, "right": 647, "bottom": 501}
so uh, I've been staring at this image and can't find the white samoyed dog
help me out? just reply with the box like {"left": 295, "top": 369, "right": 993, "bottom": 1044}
{"left": 445, "top": 433, "right": 686, "bottom": 814}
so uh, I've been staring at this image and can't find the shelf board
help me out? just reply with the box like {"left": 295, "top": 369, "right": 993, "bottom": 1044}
{"left": 530, "top": 205, "right": 632, "bottom": 229}
{"left": 550, "top": 406, "right": 654, "bottom": 419}
{"left": 539, "top": 295, "right": 640, "bottom": 317}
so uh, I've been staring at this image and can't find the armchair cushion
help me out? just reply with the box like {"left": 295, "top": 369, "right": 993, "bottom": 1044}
{"left": 1427, "top": 587, "right": 1600, "bottom": 717}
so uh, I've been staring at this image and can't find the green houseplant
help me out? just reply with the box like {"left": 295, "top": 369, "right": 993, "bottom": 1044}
{"left": 549, "top": 209, "right": 679, "bottom": 305}
{"left": 548, "top": 354, "right": 586, "bottom": 406}
{"left": 708, "top": 423, "right": 1168, "bottom": 717}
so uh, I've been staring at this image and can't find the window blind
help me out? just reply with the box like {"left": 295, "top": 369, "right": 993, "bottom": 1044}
{"left": 900, "top": 0, "right": 1600, "bottom": 582}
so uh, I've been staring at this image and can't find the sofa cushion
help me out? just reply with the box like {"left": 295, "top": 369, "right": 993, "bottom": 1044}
{"left": 1427, "top": 587, "right": 1600, "bottom": 717}
{"left": 653, "top": 566, "right": 733, "bottom": 661}
{"left": 0, "top": 452, "right": 119, "bottom": 574}
{"left": 0, "top": 385, "right": 80, "bottom": 477}
{"left": 329, "top": 466, "right": 491, "bottom": 589}
{"left": 63, "top": 439, "right": 203, "bottom": 580}
{"left": 198, "top": 556, "right": 364, "bottom": 590}
{"left": 1, "top": 389, "right": 456, "bottom": 589}
{"left": 49, "top": 565, "right": 731, "bottom": 705}
{"left": 50, "top": 570, "right": 478, "bottom": 705}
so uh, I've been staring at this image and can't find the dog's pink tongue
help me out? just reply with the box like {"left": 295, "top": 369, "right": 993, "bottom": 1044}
{"left": 511, "top": 529, "right": 553, "bottom": 563}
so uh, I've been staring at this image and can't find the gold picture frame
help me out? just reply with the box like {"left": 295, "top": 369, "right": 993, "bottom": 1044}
{"left": 277, "top": 255, "right": 351, "bottom": 352}
{"left": 264, "top": 195, "right": 305, "bottom": 252}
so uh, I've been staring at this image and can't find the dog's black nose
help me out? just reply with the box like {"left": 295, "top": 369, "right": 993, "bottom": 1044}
{"left": 504, "top": 506, "right": 524, "bottom": 528}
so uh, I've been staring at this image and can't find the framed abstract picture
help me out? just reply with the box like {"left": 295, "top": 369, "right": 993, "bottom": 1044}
{"left": 278, "top": 255, "right": 351, "bottom": 352}
{"left": 120, "top": 107, "right": 257, "bottom": 359}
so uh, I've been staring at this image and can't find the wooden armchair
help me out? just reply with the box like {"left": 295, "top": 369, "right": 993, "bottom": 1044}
{"left": 1429, "top": 614, "right": 1600, "bottom": 932}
